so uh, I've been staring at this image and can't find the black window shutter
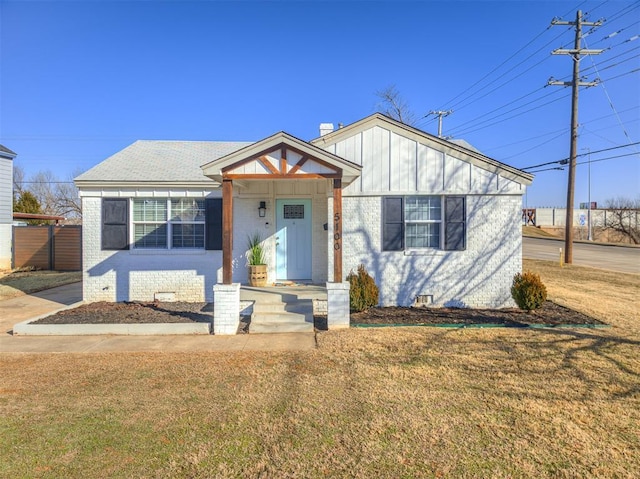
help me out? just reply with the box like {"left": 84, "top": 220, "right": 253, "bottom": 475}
{"left": 102, "top": 198, "right": 129, "bottom": 250}
{"left": 383, "top": 197, "right": 404, "bottom": 251}
{"left": 444, "top": 196, "right": 466, "bottom": 251}
{"left": 205, "top": 198, "right": 223, "bottom": 250}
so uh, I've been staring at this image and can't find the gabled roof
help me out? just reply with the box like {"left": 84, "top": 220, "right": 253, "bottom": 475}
{"left": 311, "top": 113, "right": 533, "bottom": 185}
{"left": 75, "top": 140, "right": 252, "bottom": 187}
{"left": 0, "top": 144, "right": 17, "bottom": 159}
{"left": 201, "top": 131, "right": 362, "bottom": 185}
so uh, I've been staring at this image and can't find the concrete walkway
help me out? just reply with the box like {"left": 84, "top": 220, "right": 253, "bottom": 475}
{"left": 0, "top": 283, "right": 317, "bottom": 353}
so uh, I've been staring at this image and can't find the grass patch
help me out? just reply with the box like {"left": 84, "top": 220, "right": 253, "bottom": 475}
{"left": 522, "top": 226, "right": 560, "bottom": 239}
{"left": 0, "top": 270, "right": 81, "bottom": 301}
{"left": 1, "top": 260, "right": 638, "bottom": 477}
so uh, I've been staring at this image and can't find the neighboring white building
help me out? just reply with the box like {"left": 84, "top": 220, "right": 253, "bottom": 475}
{"left": 0, "top": 145, "right": 17, "bottom": 271}
{"left": 75, "top": 113, "right": 533, "bottom": 310}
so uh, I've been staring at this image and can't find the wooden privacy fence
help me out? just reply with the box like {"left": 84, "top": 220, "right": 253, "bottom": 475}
{"left": 12, "top": 225, "right": 82, "bottom": 271}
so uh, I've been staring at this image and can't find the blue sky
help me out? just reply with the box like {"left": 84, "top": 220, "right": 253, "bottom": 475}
{"left": 1, "top": 0, "right": 638, "bottom": 208}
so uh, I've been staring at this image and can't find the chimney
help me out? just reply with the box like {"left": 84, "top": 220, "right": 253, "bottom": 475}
{"left": 319, "top": 123, "right": 334, "bottom": 136}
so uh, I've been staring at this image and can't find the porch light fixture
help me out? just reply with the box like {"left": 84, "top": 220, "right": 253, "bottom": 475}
{"left": 258, "top": 201, "right": 267, "bottom": 218}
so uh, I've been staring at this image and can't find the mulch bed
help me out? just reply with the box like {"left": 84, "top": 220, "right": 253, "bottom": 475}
{"left": 34, "top": 301, "right": 213, "bottom": 324}
{"left": 349, "top": 301, "right": 606, "bottom": 327}
{"left": 34, "top": 300, "right": 606, "bottom": 329}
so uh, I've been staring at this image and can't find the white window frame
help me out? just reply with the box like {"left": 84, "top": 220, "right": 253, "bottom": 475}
{"left": 131, "top": 198, "right": 205, "bottom": 250}
{"left": 404, "top": 195, "right": 443, "bottom": 250}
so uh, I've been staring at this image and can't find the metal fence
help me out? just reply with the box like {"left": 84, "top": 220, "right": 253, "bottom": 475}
{"left": 12, "top": 225, "right": 82, "bottom": 271}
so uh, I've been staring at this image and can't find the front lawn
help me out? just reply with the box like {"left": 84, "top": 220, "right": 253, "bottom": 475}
{"left": 0, "top": 260, "right": 638, "bottom": 478}
{"left": 0, "top": 270, "right": 82, "bottom": 301}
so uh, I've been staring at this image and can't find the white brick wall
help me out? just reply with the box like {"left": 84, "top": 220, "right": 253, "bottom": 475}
{"left": 340, "top": 194, "right": 522, "bottom": 308}
{"left": 82, "top": 196, "right": 221, "bottom": 302}
{"left": 82, "top": 180, "right": 330, "bottom": 302}
{"left": 82, "top": 184, "right": 522, "bottom": 308}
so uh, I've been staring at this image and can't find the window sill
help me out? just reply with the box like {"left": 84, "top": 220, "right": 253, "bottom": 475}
{"left": 130, "top": 248, "right": 208, "bottom": 256}
{"left": 403, "top": 249, "right": 447, "bottom": 256}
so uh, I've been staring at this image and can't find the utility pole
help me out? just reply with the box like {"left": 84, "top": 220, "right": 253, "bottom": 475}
{"left": 548, "top": 10, "right": 602, "bottom": 264}
{"left": 429, "top": 110, "right": 453, "bottom": 138}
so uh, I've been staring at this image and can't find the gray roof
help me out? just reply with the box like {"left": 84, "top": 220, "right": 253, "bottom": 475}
{"left": 75, "top": 140, "right": 252, "bottom": 183}
{"left": 449, "top": 138, "right": 482, "bottom": 154}
{"left": 0, "top": 144, "right": 17, "bottom": 158}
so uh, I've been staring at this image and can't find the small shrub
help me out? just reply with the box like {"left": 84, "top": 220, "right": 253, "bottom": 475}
{"left": 511, "top": 271, "right": 547, "bottom": 311}
{"left": 347, "top": 264, "right": 379, "bottom": 312}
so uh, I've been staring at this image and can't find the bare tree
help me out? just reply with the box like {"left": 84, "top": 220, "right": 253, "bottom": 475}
{"left": 29, "top": 170, "right": 60, "bottom": 216}
{"left": 25, "top": 169, "right": 82, "bottom": 222}
{"left": 12, "top": 164, "right": 26, "bottom": 200}
{"left": 56, "top": 169, "right": 83, "bottom": 221}
{"left": 375, "top": 85, "right": 418, "bottom": 126}
{"left": 602, "top": 197, "right": 640, "bottom": 244}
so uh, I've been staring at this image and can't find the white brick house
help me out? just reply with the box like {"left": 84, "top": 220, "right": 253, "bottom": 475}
{"left": 75, "top": 113, "right": 532, "bottom": 310}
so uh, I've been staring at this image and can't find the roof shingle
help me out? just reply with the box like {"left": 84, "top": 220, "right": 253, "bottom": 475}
{"left": 75, "top": 140, "right": 252, "bottom": 183}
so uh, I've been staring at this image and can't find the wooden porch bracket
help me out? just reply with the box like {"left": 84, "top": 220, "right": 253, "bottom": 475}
{"left": 333, "top": 178, "right": 342, "bottom": 282}
{"left": 222, "top": 179, "right": 233, "bottom": 284}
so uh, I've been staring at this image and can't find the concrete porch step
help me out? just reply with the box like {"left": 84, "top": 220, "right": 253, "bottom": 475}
{"left": 252, "top": 300, "right": 313, "bottom": 314}
{"left": 249, "top": 312, "right": 314, "bottom": 334}
{"left": 240, "top": 285, "right": 323, "bottom": 334}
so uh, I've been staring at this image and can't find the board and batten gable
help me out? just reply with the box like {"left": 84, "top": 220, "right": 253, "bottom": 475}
{"left": 0, "top": 146, "right": 16, "bottom": 270}
{"left": 314, "top": 114, "right": 533, "bottom": 308}
{"left": 315, "top": 123, "right": 525, "bottom": 196}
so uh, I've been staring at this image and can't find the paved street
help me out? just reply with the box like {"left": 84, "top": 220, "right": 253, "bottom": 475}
{"left": 523, "top": 237, "right": 640, "bottom": 274}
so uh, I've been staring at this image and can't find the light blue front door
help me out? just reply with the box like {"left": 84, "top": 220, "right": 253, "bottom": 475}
{"left": 276, "top": 199, "right": 312, "bottom": 280}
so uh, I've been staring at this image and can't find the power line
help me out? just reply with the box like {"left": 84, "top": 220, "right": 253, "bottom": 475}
{"left": 422, "top": 77, "right": 635, "bottom": 136}
{"left": 20, "top": 181, "right": 76, "bottom": 184}
{"left": 444, "top": 28, "right": 572, "bottom": 113}
{"left": 599, "top": 66, "right": 640, "bottom": 82}
{"left": 585, "top": 36, "right": 639, "bottom": 152}
{"left": 501, "top": 130, "right": 567, "bottom": 161}
{"left": 528, "top": 151, "right": 639, "bottom": 172}
{"left": 481, "top": 106, "right": 639, "bottom": 154}
{"left": 434, "top": 27, "right": 554, "bottom": 111}
{"left": 581, "top": 47, "right": 640, "bottom": 74}
{"left": 521, "top": 141, "right": 640, "bottom": 170}
{"left": 449, "top": 93, "right": 570, "bottom": 137}
{"left": 448, "top": 87, "right": 566, "bottom": 136}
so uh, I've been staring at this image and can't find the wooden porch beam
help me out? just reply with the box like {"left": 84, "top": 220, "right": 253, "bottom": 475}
{"left": 333, "top": 178, "right": 343, "bottom": 283}
{"left": 280, "top": 147, "right": 287, "bottom": 174}
{"left": 258, "top": 155, "right": 280, "bottom": 175}
{"left": 223, "top": 173, "right": 341, "bottom": 180}
{"left": 287, "top": 156, "right": 309, "bottom": 175}
{"left": 222, "top": 179, "right": 233, "bottom": 284}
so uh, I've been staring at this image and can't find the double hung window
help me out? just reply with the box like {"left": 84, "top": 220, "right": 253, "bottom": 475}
{"left": 383, "top": 196, "right": 466, "bottom": 251}
{"left": 101, "top": 197, "right": 221, "bottom": 251}
{"left": 404, "top": 196, "right": 441, "bottom": 248}
{"left": 133, "top": 198, "right": 205, "bottom": 249}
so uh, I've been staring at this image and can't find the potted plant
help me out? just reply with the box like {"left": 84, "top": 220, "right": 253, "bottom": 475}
{"left": 247, "top": 232, "right": 268, "bottom": 287}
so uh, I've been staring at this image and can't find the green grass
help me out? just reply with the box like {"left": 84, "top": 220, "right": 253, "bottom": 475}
{"left": 0, "top": 261, "right": 638, "bottom": 478}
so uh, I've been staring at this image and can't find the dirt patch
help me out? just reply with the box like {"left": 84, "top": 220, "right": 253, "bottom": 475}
{"left": 348, "top": 301, "right": 605, "bottom": 327}
{"left": 34, "top": 301, "right": 213, "bottom": 324}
